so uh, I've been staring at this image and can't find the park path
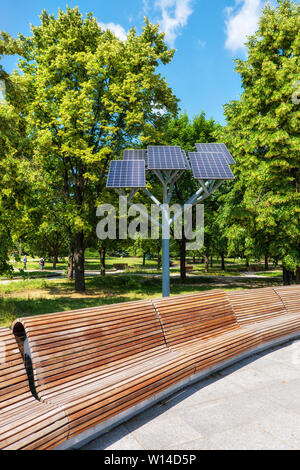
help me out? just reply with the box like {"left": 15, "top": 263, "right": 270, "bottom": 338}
{"left": 0, "top": 269, "right": 279, "bottom": 285}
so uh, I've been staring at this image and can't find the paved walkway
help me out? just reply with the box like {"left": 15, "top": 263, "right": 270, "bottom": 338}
{"left": 82, "top": 339, "right": 300, "bottom": 450}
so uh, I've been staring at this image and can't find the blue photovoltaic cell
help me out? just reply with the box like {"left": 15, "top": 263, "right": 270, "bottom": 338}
{"left": 147, "top": 146, "right": 189, "bottom": 170}
{"left": 123, "top": 149, "right": 148, "bottom": 166}
{"left": 189, "top": 152, "right": 235, "bottom": 180}
{"left": 106, "top": 160, "right": 146, "bottom": 188}
{"left": 195, "top": 143, "right": 236, "bottom": 164}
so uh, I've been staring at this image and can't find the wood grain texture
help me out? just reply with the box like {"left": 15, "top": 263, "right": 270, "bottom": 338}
{"left": 227, "top": 287, "right": 287, "bottom": 324}
{"left": 8, "top": 285, "right": 300, "bottom": 448}
{"left": 152, "top": 291, "right": 238, "bottom": 345}
{"left": 13, "top": 300, "right": 189, "bottom": 440}
{"left": 274, "top": 286, "right": 300, "bottom": 315}
{"left": 0, "top": 328, "right": 69, "bottom": 450}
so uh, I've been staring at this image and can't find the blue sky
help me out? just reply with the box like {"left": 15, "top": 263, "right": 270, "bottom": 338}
{"left": 0, "top": 0, "right": 270, "bottom": 124}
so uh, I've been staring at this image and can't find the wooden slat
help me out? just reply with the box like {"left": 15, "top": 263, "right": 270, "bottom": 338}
{"left": 9, "top": 285, "right": 300, "bottom": 447}
{"left": 13, "top": 300, "right": 175, "bottom": 440}
{"left": 274, "top": 286, "right": 300, "bottom": 315}
{"left": 227, "top": 287, "right": 287, "bottom": 324}
{"left": 152, "top": 291, "right": 238, "bottom": 346}
{"left": 0, "top": 327, "right": 69, "bottom": 450}
{"left": 14, "top": 300, "right": 167, "bottom": 400}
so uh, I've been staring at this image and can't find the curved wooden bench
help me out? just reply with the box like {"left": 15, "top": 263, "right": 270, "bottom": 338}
{"left": 0, "top": 327, "right": 69, "bottom": 450}
{"left": 12, "top": 301, "right": 195, "bottom": 442}
{"left": 8, "top": 285, "right": 300, "bottom": 449}
{"left": 152, "top": 287, "right": 300, "bottom": 374}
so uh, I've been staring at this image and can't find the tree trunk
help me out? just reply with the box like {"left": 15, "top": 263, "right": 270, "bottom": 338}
{"left": 296, "top": 267, "right": 300, "bottom": 284}
{"left": 221, "top": 252, "right": 225, "bottom": 271}
{"left": 68, "top": 247, "right": 74, "bottom": 281}
{"left": 180, "top": 237, "right": 186, "bottom": 281}
{"left": 245, "top": 257, "right": 249, "bottom": 268}
{"left": 264, "top": 254, "right": 268, "bottom": 271}
{"left": 193, "top": 254, "right": 196, "bottom": 263}
{"left": 204, "top": 255, "right": 209, "bottom": 273}
{"left": 142, "top": 252, "right": 146, "bottom": 267}
{"left": 74, "top": 232, "right": 85, "bottom": 291}
{"left": 53, "top": 254, "right": 58, "bottom": 269}
{"left": 210, "top": 256, "right": 213, "bottom": 268}
{"left": 157, "top": 253, "right": 161, "bottom": 269}
{"left": 100, "top": 245, "right": 106, "bottom": 276}
{"left": 283, "top": 266, "right": 293, "bottom": 286}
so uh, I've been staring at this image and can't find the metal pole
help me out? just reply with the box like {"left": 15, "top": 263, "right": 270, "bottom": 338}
{"left": 162, "top": 182, "right": 170, "bottom": 297}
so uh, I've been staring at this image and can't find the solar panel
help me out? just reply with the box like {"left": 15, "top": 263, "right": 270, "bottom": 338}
{"left": 189, "top": 152, "right": 235, "bottom": 180}
{"left": 123, "top": 149, "right": 148, "bottom": 166}
{"left": 182, "top": 150, "right": 190, "bottom": 170}
{"left": 147, "top": 146, "right": 189, "bottom": 170}
{"left": 195, "top": 143, "right": 236, "bottom": 164}
{"left": 106, "top": 160, "right": 146, "bottom": 188}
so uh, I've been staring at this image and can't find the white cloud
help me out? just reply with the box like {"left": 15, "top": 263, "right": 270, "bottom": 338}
{"left": 142, "top": 0, "right": 150, "bottom": 14}
{"left": 98, "top": 22, "right": 127, "bottom": 41}
{"left": 155, "top": 0, "right": 193, "bottom": 47}
{"left": 225, "top": 0, "right": 264, "bottom": 52}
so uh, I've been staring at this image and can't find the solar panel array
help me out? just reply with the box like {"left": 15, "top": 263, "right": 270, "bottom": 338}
{"left": 106, "top": 160, "right": 146, "bottom": 188}
{"left": 182, "top": 150, "right": 190, "bottom": 170}
{"left": 106, "top": 143, "right": 236, "bottom": 188}
{"left": 123, "top": 149, "right": 148, "bottom": 166}
{"left": 195, "top": 143, "right": 236, "bottom": 164}
{"left": 147, "top": 146, "right": 190, "bottom": 170}
{"left": 189, "top": 152, "right": 235, "bottom": 180}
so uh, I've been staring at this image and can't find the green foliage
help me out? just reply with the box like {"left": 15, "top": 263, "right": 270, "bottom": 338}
{"left": 0, "top": 33, "right": 30, "bottom": 275}
{"left": 216, "top": 0, "right": 300, "bottom": 274}
{"left": 1, "top": 7, "right": 179, "bottom": 289}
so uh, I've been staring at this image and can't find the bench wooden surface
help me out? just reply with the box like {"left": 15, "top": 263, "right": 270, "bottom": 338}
{"left": 4, "top": 285, "right": 300, "bottom": 449}
{"left": 152, "top": 288, "right": 300, "bottom": 374}
{"left": 227, "top": 286, "right": 300, "bottom": 345}
{"left": 274, "top": 286, "right": 300, "bottom": 315}
{"left": 152, "top": 291, "right": 263, "bottom": 372}
{"left": 152, "top": 290, "right": 239, "bottom": 346}
{"left": 227, "top": 287, "right": 287, "bottom": 324}
{"left": 13, "top": 301, "right": 196, "bottom": 440}
{"left": 0, "top": 327, "right": 69, "bottom": 450}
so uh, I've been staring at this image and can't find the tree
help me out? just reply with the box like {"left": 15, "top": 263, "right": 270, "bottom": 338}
{"left": 216, "top": 0, "right": 300, "bottom": 283}
{"left": 0, "top": 33, "right": 29, "bottom": 276}
{"left": 12, "top": 7, "right": 178, "bottom": 290}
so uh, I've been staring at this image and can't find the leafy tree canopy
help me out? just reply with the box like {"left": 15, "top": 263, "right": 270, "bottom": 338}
{"left": 216, "top": 0, "right": 300, "bottom": 278}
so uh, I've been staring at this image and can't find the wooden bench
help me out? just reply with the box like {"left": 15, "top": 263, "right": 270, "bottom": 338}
{"left": 0, "top": 327, "right": 69, "bottom": 450}
{"left": 274, "top": 286, "right": 300, "bottom": 315}
{"left": 152, "top": 291, "right": 262, "bottom": 374}
{"left": 227, "top": 287, "right": 300, "bottom": 344}
{"left": 12, "top": 301, "right": 195, "bottom": 444}
{"left": 113, "top": 263, "right": 128, "bottom": 270}
{"left": 227, "top": 287, "right": 287, "bottom": 324}
{"left": 2, "top": 285, "right": 299, "bottom": 450}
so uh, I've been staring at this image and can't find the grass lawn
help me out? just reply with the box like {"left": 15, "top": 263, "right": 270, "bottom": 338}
{"left": 0, "top": 273, "right": 283, "bottom": 328}
{"left": 4, "top": 256, "right": 159, "bottom": 279}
